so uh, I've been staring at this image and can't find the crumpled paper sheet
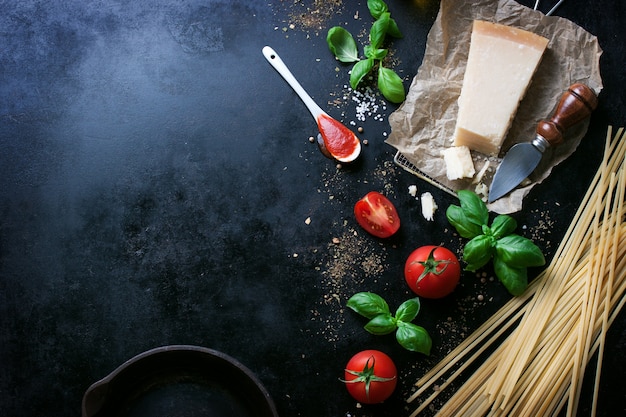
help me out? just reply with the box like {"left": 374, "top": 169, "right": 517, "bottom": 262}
{"left": 386, "top": 0, "right": 603, "bottom": 213}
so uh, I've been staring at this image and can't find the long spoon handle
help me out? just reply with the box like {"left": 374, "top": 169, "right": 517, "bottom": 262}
{"left": 262, "top": 46, "right": 327, "bottom": 120}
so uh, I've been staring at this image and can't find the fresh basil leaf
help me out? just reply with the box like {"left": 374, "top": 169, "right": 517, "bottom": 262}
{"left": 369, "top": 12, "right": 390, "bottom": 50}
{"left": 386, "top": 17, "right": 402, "bottom": 38}
{"left": 396, "top": 322, "right": 432, "bottom": 354}
{"left": 377, "top": 66, "right": 405, "bottom": 103}
{"left": 347, "top": 292, "right": 390, "bottom": 319}
{"left": 364, "top": 45, "right": 388, "bottom": 60}
{"left": 495, "top": 234, "right": 545, "bottom": 268}
{"left": 395, "top": 297, "right": 420, "bottom": 322}
{"left": 326, "top": 26, "right": 359, "bottom": 63}
{"left": 446, "top": 204, "right": 482, "bottom": 239}
{"left": 457, "top": 190, "right": 489, "bottom": 228}
{"left": 493, "top": 254, "right": 528, "bottom": 296}
{"left": 349, "top": 58, "right": 375, "bottom": 89}
{"left": 463, "top": 234, "right": 495, "bottom": 272}
{"left": 490, "top": 215, "right": 517, "bottom": 239}
{"left": 367, "top": 0, "right": 388, "bottom": 19}
{"left": 364, "top": 314, "right": 397, "bottom": 335}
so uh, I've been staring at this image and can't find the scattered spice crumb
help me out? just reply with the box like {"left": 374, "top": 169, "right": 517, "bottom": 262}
{"left": 525, "top": 208, "right": 555, "bottom": 252}
{"left": 435, "top": 313, "right": 470, "bottom": 354}
{"left": 279, "top": 0, "right": 344, "bottom": 35}
{"left": 311, "top": 161, "right": 397, "bottom": 344}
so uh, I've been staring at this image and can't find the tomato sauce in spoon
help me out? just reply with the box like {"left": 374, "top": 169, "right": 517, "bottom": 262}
{"left": 316, "top": 113, "right": 361, "bottom": 162}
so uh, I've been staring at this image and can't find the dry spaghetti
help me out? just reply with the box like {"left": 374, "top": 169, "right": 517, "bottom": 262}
{"left": 408, "top": 126, "right": 626, "bottom": 417}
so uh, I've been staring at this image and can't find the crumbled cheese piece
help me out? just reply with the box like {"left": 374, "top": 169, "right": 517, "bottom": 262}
{"left": 472, "top": 160, "right": 491, "bottom": 184}
{"left": 421, "top": 192, "right": 438, "bottom": 221}
{"left": 442, "top": 146, "right": 476, "bottom": 180}
{"left": 475, "top": 183, "right": 489, "bottom": 201}
{"left": 408, "top": 185, "right": 418, "bottom": 198}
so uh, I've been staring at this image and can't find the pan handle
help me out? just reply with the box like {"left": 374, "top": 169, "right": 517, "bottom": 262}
{"left": 81, "top": 377, "right": 111, "bottom": 417}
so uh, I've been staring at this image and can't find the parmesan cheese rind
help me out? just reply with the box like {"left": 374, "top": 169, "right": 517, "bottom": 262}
{"left": 453, "top": 21, "right": 549, "bottom": 156}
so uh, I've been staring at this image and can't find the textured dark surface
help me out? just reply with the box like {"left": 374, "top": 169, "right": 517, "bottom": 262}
{"left": 1, "top": 1, "right": 624, "bottom": 416}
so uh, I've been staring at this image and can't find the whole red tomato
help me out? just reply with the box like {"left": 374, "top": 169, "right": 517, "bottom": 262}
{"left": 343, "top": 350, "right": 397, "bottom": 404}
{"left": 404, "top": 246, "right": 461, "bottom": 299}
{"left": 354, "top": 191, "right": 401, "bottom": 238}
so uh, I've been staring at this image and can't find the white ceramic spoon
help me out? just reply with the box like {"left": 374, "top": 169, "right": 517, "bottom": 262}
{"left": 262, "top": 46, "right": 361, "bottom": 163}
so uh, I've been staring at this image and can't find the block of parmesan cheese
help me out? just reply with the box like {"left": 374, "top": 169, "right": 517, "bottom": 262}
{"left": 453, "top": 20, "right": 549, "bottom": 156}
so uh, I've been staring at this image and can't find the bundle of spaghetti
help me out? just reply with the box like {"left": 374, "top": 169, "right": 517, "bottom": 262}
{"left": 408, "top": 126, "right": 626, "bottom": 417}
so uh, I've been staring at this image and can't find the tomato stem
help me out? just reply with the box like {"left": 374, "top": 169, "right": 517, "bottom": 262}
{"left": 340, "top": 355, "right": 396, "bottom": 402}
{"left": 413, "top": 247, "right": 452, "bottom": 283}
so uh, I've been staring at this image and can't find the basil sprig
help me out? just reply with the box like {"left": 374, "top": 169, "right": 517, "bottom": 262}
{"left": 446, "top": 190, "right": 546, "bottom": 296}
{"left": 326, "top": 0, "right": 405, "bottom": 103}
{"left": 347, "top": 292, "right": 432, "bottom": 354}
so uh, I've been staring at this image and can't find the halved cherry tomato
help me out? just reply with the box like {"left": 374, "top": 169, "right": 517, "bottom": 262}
{"left": 404, "top": 246, "right": 461, "bottom": 299}
{"left": 342, "top": 350, "right": 397, "bottom": 404}
{"left": 354, "top": 191, "right": 400, "bottom": 238}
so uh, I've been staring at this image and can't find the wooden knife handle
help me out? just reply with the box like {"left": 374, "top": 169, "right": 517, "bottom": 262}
{"left": 536, "top": 83, "right": 598, "bottom": 146}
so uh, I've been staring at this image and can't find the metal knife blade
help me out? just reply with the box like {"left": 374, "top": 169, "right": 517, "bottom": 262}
{"left": 487, "top": 83, "right": 598, "bottom": 203}
{"left": 488, "top": 139, "right": 545, "bottom": 203}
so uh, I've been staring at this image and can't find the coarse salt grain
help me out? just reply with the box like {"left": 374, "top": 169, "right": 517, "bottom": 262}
{"left": 345, "top": 86, "right": 388, "bottom": 124}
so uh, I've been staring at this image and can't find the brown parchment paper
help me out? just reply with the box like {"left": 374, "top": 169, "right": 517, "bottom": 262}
{"left": 386, "top": 0, "right": 603, "bottom": 214}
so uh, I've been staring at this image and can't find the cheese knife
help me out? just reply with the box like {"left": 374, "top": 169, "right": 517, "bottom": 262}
{"left": 488, "top": 83, "right": 598, "bottom": 203}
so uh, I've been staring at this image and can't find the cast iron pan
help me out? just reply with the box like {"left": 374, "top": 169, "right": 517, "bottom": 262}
{"left": 82, "top": 345, "right": 279, "bottom": 417}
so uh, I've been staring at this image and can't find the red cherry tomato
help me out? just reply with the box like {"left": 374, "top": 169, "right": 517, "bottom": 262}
{"left": 343, "top": 350, "right": 397, "bottom": 404}
{"left": 404, "top": 246, "right": 461, "bottom": 299}
{"left": 354, "top": 191, "right": 401, "bottom": 238}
